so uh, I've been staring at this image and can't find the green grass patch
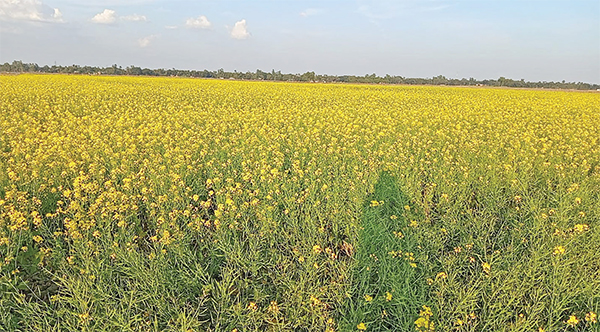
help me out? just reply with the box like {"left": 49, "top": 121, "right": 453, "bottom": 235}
{"left": 341, "top": 172, "right": 431, "bottom": 331}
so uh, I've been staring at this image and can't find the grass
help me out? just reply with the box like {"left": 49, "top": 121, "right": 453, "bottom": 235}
{"left": 342, "top": 171, "right": 428, "bottom": 331}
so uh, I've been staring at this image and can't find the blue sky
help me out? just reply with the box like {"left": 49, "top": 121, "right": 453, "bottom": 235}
{"left": 1, "top": 0, "right": 598, "bottom": 83}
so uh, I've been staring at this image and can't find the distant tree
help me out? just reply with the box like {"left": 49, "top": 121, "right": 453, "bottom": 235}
{"left": 126, "top": 66, "right": 142, "bottom": 76}
{"left": 2, "top": 60, "right": 598, "bottom": 90}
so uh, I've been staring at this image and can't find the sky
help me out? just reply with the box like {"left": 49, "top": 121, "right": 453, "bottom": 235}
{"left": 0, "top": 0, "right": 598, "bottom": 83}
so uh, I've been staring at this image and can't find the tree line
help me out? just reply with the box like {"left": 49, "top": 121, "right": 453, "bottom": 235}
{"left": 2, "top": 60, "right": 598, "bottom": 90}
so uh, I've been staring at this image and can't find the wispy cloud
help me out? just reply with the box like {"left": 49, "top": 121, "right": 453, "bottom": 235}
{"left": 122, "top": 14, "right": 147, "bottom": 22}
{"left": 185, "top": 15, "right": 211, "bottom": 29}
{"left": 300, "top": 8, "right": 322, "bottom": 17}
{"left": 421, "top": 4, "right": 452, "bottom": 12}
{"left": 357, "top": 0, "right": 451, "bottom": 21}
{"left": 60, "top": 0, "right": 155, "bottom": 5}
{"left": 0, "top": 0, "right": 64, "bottom": 23}
{"left": 229, "top": 19, "right": 250, "bottom": 39}
{"left": 138, "top": 34, "right": 158, "bottom": 47}
{"left": 91, "top": 9, "right": 147, "bottom": 24}
{"left": 0, "top": 24, "right": 23, "bottom": 33}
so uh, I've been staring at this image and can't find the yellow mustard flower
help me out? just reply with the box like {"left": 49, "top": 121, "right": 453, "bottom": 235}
{"left": 553, "top": 246, "right": 566, "bottom": 255}
{"left": 566, "top": 315, "right": 579, "bottom": 327}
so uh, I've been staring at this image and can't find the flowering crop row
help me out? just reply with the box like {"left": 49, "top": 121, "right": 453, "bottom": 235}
{"left": 0, "top": 75, "right": 598, "bottom": 331}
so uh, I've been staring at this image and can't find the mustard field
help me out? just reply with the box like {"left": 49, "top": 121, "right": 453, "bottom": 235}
{"left": 1, "top": 75, "right": 599, "bottom": 331}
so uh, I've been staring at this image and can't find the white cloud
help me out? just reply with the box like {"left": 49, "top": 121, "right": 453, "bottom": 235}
{"left": 121, "top": 14, "right": 146, "bottom": 22}
{"left": 91, "top": 9, "right": 116, "bottom": 24}
{"left": 185, "top": 15, "right": 211, "bottom": 29}
{"left": 138, "top": 34, "right": 157, "bottom": 47}
{"left": 53, "top": 8, "right": 62, "bottom": 20}
{"left": 300, "top": 8, "right": 321, "bottom": 17}
{"left": 92, "top": 9, "right": 148, "bottom": 24}
{"left": 230, "top": 19, "right": 249, "bottom": 40}
{"left": 164, "top": 25, "right": 177, "bottom": 29}
{"left": 0, "top": 0, "right": 64, "bottom": 23}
